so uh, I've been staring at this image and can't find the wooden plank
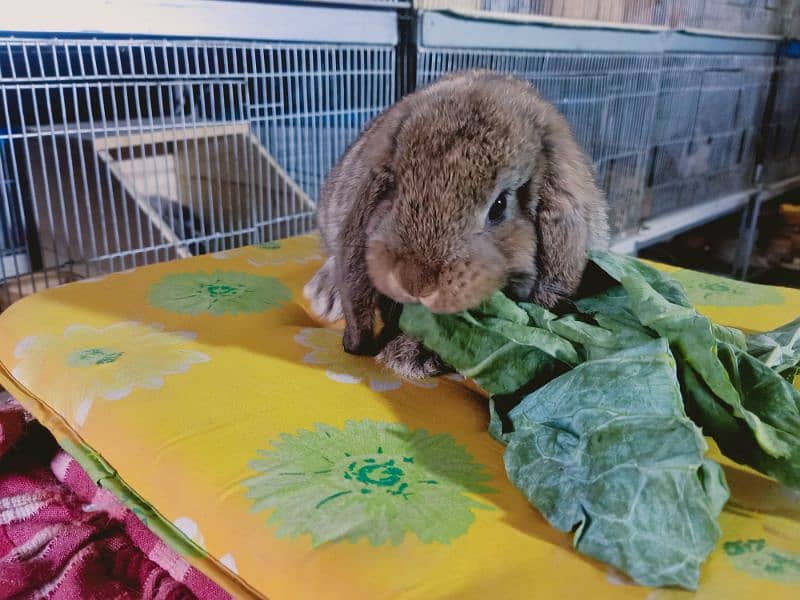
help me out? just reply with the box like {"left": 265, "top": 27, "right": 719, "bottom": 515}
{"left": 93, "top": 122, "right": 250, "bottom": 153}
{"left": 95, "top": 149, "right": 192, "bottom": 259}
{"left": 94, "top": 121, "right": 315, "bottom": 256}
{"left": 245, "top": 131, "right": 316, "bottom": 213}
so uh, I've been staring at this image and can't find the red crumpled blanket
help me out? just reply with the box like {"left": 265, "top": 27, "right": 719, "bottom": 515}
{"left": 0, "top": 393, "right": 232, "bottom": 599}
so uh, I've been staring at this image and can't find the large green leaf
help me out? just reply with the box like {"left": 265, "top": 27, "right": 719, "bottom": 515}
{"left": 682, "top": 343, "right": 800, "bottom": 489}
{"left": 588, "top": 250, "right": 692, "bottom": 308}
{"left": 400, "top": 296, "right": 573, "bottom": 396}
{"left": 614, "top": 270, "right": 798, "bottom": 465}
{"left": 505, "top": 340, "right": 727, "bottom": 590}
{"left": 520, "top": 302, "right": 652, "bottom": 360}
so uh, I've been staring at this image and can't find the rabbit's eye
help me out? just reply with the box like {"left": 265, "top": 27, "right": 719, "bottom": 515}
{"left": 487, "top": 191, "right": 509, "bottom": 226}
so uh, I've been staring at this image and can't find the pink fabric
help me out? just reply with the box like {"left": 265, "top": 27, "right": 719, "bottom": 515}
{"left": 0, "top": 393, "right": 26, "bottom": 457}
{"left": 0, "top": 393, "right": 232, "bottom": 599}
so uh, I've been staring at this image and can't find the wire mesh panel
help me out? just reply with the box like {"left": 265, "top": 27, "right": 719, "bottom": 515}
{"left": 415, "top": 0, "right": 797, "bottom": 36}
{"left": 418, "top": 49, "right": 662, "bottom": 235}
{"left": 0, "top": 132, "right": 29, "bottom": 283}
{"left": 788, "top": 5, "right": 800, "bottom": 37}
{"left": 646, "top": 54, "right": 773, "bottom": 218}
{"left": 418, "top": 47, "right": 776, "bottom": 235}
{"left": 762, "top": 56, "right": 800, "bottom": 183}
{"left": 0, "top": 37, "right": 395, "bottom": 308}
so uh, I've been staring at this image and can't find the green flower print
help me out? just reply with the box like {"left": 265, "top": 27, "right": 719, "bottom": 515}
{"left": 724, "top": 538, "right": 800, "bottom": 583}
{"left": 66, "top": 347, "right": 124, "bottom": 367}
{"left": 149, "top": 270, "right": 291, "bottom": 316}
{"left": 670, "top": 270, "right": 782, "bottom": 307}
{"left": 212, "top": 239, "right": 322, "bottom": 266}
{"left": 244, "top": 420, "right": 494, "bottom": 547}
{"left": 255, "top": 241, "right": 281, "bottom": 250}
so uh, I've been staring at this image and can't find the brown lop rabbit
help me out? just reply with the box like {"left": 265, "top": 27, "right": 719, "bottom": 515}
{"left": 304, "top": 70, "right": 609, "bottom": 379}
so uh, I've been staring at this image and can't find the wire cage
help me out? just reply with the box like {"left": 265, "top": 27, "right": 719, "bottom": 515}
{"left": 0, "top": 36, "right": 396, "bottom": 308}
{"left": 0, "top": 132, "right": 30, "bottom": 282}
{"left": 1, "top": 1, "right": 799, "bottom": 310}
{"left": 414, "top": 0, "right": 799, "bottom": 37}
{"left": 646, "top": 53, "right": 773, "bottom": 218}
{"left": 417, "top": 50, "right": 661, "bottom": 234}
{"left": 417, "top": 48, "right": 775, "bottom": 236}
{"left": 762, "top": 54, "right": 800, "bottom": 184}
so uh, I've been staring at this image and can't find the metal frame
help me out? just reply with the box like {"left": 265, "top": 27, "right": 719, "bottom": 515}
{"left": 0, "top": 30, "right": 399, "bottom": 306}
{"left": 733, "top": 174, "right": 800, "bottom": 280}
{"left": 414, "top": 1, "right": 800, "bottom": 38}
{"left": 4, "top": 0, "right": 399, "bottom": 46}
{"left": 418, "top": 9, "right": 781, "bottom": 53}
{"left": 610, "top": 189, "right": 753, "bottom": 255}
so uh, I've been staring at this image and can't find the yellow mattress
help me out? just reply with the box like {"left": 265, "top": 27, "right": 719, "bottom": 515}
{"left": 0, "top": 234, "right": 798, "bottom": 599}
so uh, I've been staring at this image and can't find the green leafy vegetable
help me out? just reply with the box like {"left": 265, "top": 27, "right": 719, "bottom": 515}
{"left": 505, "top": 340, "right": 727, "bottom": 590}
{"left": 400, "top": 297, "right": 573, "bottom": 397}
{"left": 683, "top": 343, "right": 800, "bottom": 489}
{"left": 599, "top": 261, "right": 800, "bottom": 484}
{"left": 588, "top": 251, "right": 693, "bottom": 308}
{"left": 399, "top": 250, "right": 800, "bottom": 590}
{"left": 746, "top": 316, "right": 800, "bottom": 381}
{"left": 610, "top": 270, "right": 793, "bottom": 460}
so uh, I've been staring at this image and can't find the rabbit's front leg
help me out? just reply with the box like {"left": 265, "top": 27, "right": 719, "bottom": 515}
{"left": 337, "top": 242, "right": 379, "bottom": 356}
{"left": 376, "top": 297, "right": 448, "bottom": 379}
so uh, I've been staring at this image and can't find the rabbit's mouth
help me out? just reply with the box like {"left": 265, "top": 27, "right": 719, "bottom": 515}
{"left": 366, "top": 239, "right": 506, "bottom": 314}
{"left": 504, "top": 271, "right": 537, "bottom": 302}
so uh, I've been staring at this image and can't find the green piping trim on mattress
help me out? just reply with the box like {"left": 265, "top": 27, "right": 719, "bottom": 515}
{"left": 0, "top": 364, "right": 263, "bottom": 600}
{"left": 57, "top": 437, "right": 206, "bottom": 559}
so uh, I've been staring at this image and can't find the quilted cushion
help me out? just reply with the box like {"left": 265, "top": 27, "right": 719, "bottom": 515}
{"left": 0, "top": 234, "right": 798, "bottom": 598}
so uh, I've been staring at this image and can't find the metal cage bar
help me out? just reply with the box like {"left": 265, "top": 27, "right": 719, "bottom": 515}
{"left": 417, "top": 48, "right": 777, "bottom": 237}
{"left": 762, "top": 55, "right": 800, "bottom": 184}
{"left": 414, "top": 0, "right": 800, "bottom": 37}
{"left": 0, "top": 37, "right": 396, "bottom": 307}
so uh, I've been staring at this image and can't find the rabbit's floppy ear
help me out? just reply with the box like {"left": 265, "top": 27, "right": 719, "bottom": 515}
{"left": 529, "top": 107, "right": 609, "bottom": 307}
{"left": 337, "top": 166, "right": 395, "bottom": 354}
{"left": 331, "top": 105, "right": 409, "bottom": 355}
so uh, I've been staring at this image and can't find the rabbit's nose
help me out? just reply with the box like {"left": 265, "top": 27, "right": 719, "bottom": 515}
{"left": 419, "top": 291, "right": 440, "bottom": 310}
{"left": 397, "top": 260, "right": 438, "bottom": 299}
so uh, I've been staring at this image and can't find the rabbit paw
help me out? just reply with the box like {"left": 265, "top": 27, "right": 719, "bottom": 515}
{"left": 377, "top": 334, "right": 448, "bottom": 380}
{"left": 303, "top": 257, "right": 343, "bottom": 322}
